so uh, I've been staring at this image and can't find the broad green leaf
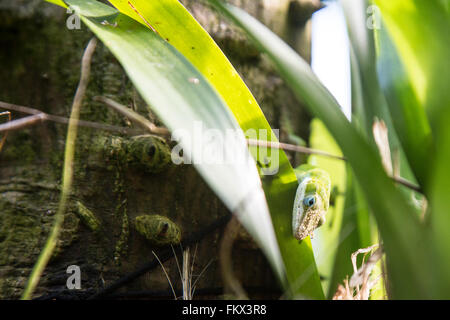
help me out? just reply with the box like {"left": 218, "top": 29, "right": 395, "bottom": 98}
{"left": 341, "top": 1, "right": 422, "bottom": 190}
{"left": 340, "top": 0, "right": 390, "bottom": 136}
{"left": 430, "top": 107, "right": 450, "bottom": 297}
{"left": 56, "top": 0, "right": 286, "bottom": 285}
{"left": 341, "top": 0, "right": 416, "bottom": 184}
{"left": 208, "top": 0, "right": 434, "bottom": 298}
{"left": 375, "top": 17, "right": 433, "bottom": 190}
{"left": 107, "top": 0, "right": 324, "bottom": 298}
{"left": 374, "top": 0, "right": 450, "bottom": 132}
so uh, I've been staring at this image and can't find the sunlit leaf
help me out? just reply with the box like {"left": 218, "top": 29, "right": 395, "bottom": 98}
{"left": 374, "top": 0, "right": 450, "bottom": 131}
{"left": 107, "top": 0, "right": 324, "bottom": 298}
{"left": 55, "top": 0, "right": 284, "bottom": 286}
{"left": 375, "top": 17, "right": 433, "bottom": 189}
{"left": 208, "top": 0, "right": 432, "bottom": 298}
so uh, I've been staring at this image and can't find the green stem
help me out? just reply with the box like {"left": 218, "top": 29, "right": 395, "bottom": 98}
{"left": 21, "top": 38, "right": 98, "bottom": 300}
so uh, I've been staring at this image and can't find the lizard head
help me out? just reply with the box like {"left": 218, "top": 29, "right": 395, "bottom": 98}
{"left": 292, "top": 173, "right": 330, "bottom": 241}
{"left": 293, "top": 190, "right": 324, "bottom": 240}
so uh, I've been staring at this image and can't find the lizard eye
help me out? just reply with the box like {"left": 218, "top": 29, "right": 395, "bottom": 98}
{"left": 303, "top": 196, "right": 315, "bottom": 207}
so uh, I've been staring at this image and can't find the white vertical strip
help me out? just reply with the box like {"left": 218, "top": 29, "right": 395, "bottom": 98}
{"left": 311, "top": 1, "right": 351, "bottom": 121}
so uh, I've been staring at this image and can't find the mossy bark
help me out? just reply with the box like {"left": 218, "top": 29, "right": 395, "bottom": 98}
{"left": 0, "top": 0, "right": 318, "bottom": 299}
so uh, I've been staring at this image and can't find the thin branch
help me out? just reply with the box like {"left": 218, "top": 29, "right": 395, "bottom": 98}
{"left": 247, "top": 138, "right": 347, "bottom": 161}
{"left": 22, "top": 37, "right": 98, "bottom": 300}
{"left": 0, "top": 101, "right": 142, "bottom": 135}
{"left": 152, "top": 251, "right": 177, "bottom": 300}
{"left": 0, "top": 113, "right": 46, "bottom": 132}
{"left": 0, "top": 111, "right": 11, "bottom": 151}
{"left": 94, "top": 96, "right": 170, "bottom": 136}
{"left": 246, "top": 138, "right": 422, "bottom": 193}
{"left": 3, "top": 97, "right": 419, "bottom": 193}
{"left": 170, "top": 244, "right": 184, "bottom": 291}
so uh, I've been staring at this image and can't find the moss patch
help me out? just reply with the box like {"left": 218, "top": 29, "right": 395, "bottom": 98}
{"left": 135, "top": 214, "right": 181, "bottom": 246}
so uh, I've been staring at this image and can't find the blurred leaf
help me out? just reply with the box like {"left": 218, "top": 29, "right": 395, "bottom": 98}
{"left": 374, "top": 0, "right": 450, "bottom": 131}
{"left": 375, "top": 18, "right": 433, "bottom": 190}
{"left": 57, "top": 0, "right": 286, "bottom": 285}
{"left": 373, "top": 0, "right": 450, "bottom": 296}
{"left": 47, "top": 0, "right": 67, "bottom": 7}
{"left": 342, "top": 0, "right": 420, "bottom": 188}
{"left": 340, "top": 0, "right": 392, "bottom": 140}
{"left": 208, "top": 0, "right": 434, "bottom": 298}
{"left": 429, "top": 107, "right": 450, "bottom": 297}
{"left": 348, "top": 43, "right": 368, "bottom": 137}
{"left": 107, "top": 0, "right": 324, "bottom": 298}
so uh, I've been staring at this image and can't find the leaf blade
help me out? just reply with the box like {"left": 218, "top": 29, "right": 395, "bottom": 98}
{"left": 107, "top": 0, "right": 325, "bottom": 298}
{"left": 208, "top": 0, "right": 431, "bottom": 299}
{"left": 63, "top": 0, "right": 285, "bottom": 284}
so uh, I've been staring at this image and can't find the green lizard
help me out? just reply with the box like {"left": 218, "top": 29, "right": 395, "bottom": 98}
{"left": 292, "top": 164, "right": 331, "bottom": 241}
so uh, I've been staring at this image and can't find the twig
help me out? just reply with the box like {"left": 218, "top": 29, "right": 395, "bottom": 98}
{"left": 0, "top": 111, "right": 11, "bottom": 151}
{"left": 22, "top": 37, "right": 98, "bottom": 300}
{"left": 0, "top": 100, "right": 421, "bottom": 193}
{"left": 94, "top": 96, "right": 170, "bottom": 136}
{"left": 247, "top": 138, "right": 346, "bottom": 161}
{"left": 350, "top": 245, "right": 384, "bottom": 300}
{"left": 152, "top": 251, "right": 177, "bottom": 300}
{"left": 0, "top": 100, "right": 143, "bottom": 135}
{"left": 247, "top": 138, "right": 422, "bottom": 193}
{"left": 0, "top": 113, "right": 46, "bottom": 132}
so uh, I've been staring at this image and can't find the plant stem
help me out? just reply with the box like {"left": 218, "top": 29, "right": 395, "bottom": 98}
{"left": 21, "top": 37, "right": 98, "bottom": 300}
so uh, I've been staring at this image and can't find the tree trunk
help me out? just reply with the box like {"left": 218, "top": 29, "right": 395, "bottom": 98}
{"left": 0, "top": 0, "right": 319, "bottom": 299}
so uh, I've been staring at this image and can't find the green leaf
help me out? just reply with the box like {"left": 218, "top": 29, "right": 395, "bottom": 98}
{"left": 375, "top": 17, "right": 433, "bottom": 190}
{"left": 208, "top": 0, "right": 433, "bottom": 298}
{"left": 59, "top": 0, "right": 286, "bottom": 284}
{"left": 342, "top": 1, "right": 422, "bottom": 191}
{"left": 374, "top": 0, "right": 450, "bottom": 132}
{"left": 341, "top": 0, "right": 391, "bottom": 135}
{"left": 107, "top": 0, "right": 324, "bottom": 298}
{"left": 47, "top": 0, "right": 67, "bottom": 7}
{"left": 429, "top": 107, "right": 450, "bottom": 297}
